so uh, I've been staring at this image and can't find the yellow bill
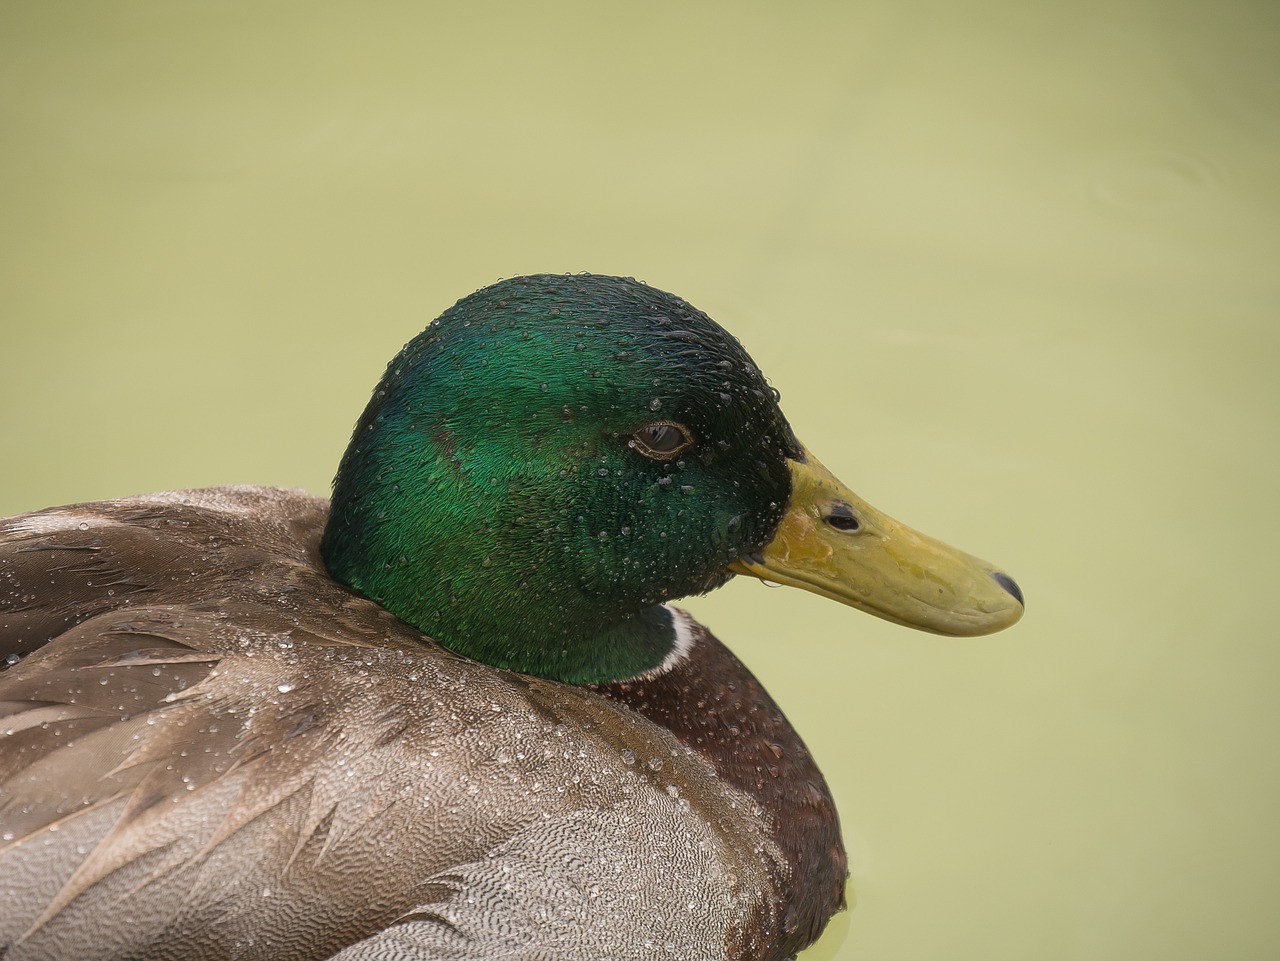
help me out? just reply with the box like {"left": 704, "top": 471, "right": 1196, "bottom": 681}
{"left": 732, "top": 448, "right": 1023, "bottom": 636}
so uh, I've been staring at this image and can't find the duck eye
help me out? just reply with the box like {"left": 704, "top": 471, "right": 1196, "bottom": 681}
{"left": 629, "top": 422, "right": 693, "bottom": 460}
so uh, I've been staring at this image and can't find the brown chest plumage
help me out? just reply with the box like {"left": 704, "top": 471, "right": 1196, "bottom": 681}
{"left": 1, "top": 487, "right": 843, "bottom": 961}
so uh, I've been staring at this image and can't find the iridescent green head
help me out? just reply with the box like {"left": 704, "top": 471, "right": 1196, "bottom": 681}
{"left": 321, "top": 274, "right": 802, "bottom": 682}
{"left": 321, "top": 273, "right": 1024, "bottom": 685}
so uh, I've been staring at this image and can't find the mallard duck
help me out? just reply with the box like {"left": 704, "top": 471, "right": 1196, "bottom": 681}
{"left": 0, "top": 274, "right": 1022, "bottom": 961}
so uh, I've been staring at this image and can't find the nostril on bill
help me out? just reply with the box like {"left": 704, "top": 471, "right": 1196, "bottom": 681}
{"left": 990, "top": 571, "right": 1024, "bottom": 607}
{"left": 823, "top": 502, "right": 861, "bottom": 533}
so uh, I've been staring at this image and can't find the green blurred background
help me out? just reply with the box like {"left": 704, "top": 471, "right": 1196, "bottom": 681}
{"left": 2, "top": 2, "right": 1278, "bottom": 958}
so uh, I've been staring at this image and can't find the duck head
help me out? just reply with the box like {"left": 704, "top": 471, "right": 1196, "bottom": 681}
{"left": 320, "top": 274, "right": 1022, "bottom": 684}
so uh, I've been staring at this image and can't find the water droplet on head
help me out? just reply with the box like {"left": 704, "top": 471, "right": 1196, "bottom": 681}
{"left": 649, "top": 398, "right": 662, "bottom": 411}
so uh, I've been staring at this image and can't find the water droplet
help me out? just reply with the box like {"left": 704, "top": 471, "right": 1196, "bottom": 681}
{"left": 647, "top": 756, "right": 663, "bottom": 772}
{"left": 77, "top": 521, "right": 90, "bottom": 531}
{"left": 620, "top": 748, "right": 636, "bottom": 765}
{"left": 649, "top": 398, "right": 662, "bottom": 410}
{"left": 277, "top": 683, "right": 295, "bottom": 693}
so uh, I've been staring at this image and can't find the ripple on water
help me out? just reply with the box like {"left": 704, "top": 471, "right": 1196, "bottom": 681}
{"left": 1086, "top": 149, "right": 1221, "bottom": 215}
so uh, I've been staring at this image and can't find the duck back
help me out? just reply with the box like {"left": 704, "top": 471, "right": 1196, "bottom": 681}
{"left": 1, "top": 487, "right": 842, "bottom": 961}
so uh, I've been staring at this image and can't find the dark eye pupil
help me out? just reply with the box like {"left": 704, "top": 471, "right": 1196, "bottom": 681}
{"left": 631, "top": 422, "right": 691, "bottom": 459}
{"left": 642, "top": 425, "right": 682, "bottom": 451}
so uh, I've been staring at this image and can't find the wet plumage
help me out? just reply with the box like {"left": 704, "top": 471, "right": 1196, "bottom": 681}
{"left": 1, "top": 274, "right": 1022, "bottom": 960}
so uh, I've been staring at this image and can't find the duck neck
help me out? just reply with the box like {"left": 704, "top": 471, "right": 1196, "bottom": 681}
{"left": 319, "top": 488, "right": 680, "bottom": 685}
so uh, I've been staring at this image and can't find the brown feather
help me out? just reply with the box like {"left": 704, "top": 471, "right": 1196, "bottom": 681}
{"left": 1, "top": 487, "right": 843, "bottom": 960}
